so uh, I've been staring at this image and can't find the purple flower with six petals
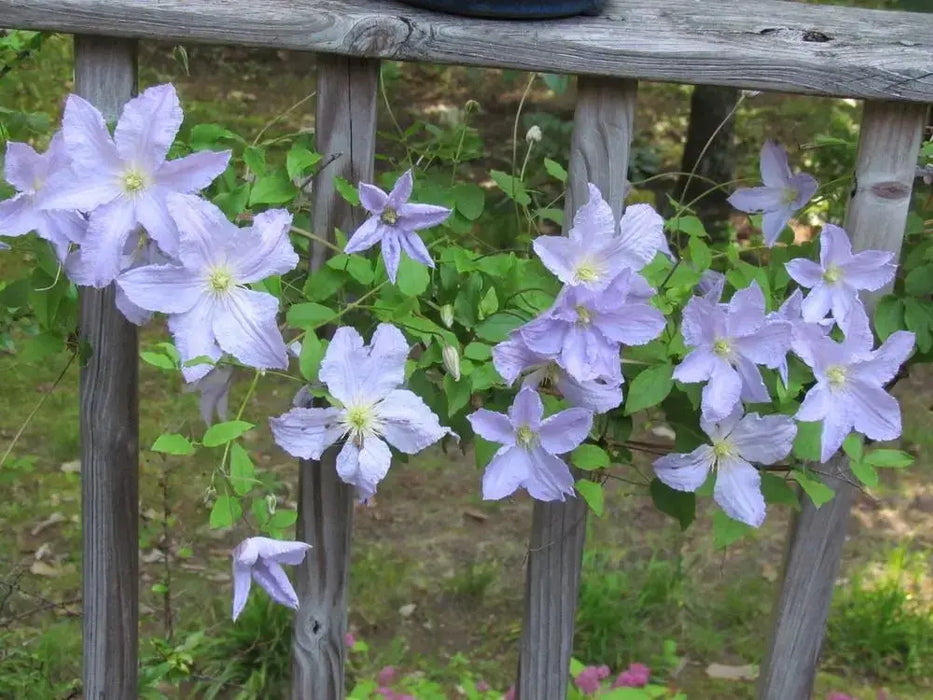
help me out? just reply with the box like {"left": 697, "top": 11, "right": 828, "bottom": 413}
{"left": 345, "top": 169, "right": 450, "bottom": 283}
{"left": 728, "top": 141, "right": 818, "bottom": 247}
{"left": 232, "top": 536, "right": 311, "bottom": 621}
{"left": 467, "top": 386, "right": 592, "bottom": 502}
{"left": 653, "top": 408, "right": 797, "bottom": 527}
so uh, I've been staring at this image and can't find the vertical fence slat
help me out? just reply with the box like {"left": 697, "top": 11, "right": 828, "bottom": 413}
{"left": 758, "top": 99, "right": 927, "bottom": 700}
{"left": 517, "top": 75, "right": 638, "bottom": 699}
{"left": 73, "top": 35, "right": 139, "bottom": 700}
{"left": 291, "top": 53, "right": 379, "bottom": 700}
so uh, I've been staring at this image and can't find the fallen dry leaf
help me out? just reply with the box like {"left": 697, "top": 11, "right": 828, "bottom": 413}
{"left": 705, "top": 663, "right": 759, "bottom": 681}
{"left": 31, "top": 512, "right": 66, "bottom": 537}
{"left": 30, "top": 560, "right": 75, "bottom": 578}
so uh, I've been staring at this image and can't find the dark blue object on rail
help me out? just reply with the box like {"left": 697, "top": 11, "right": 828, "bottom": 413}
{"left": 398, "top": 0, "right": 606, "bottom": 19}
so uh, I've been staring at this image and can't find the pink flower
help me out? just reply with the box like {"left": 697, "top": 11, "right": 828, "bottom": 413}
{"left": 613, "top": 662, "right": 650, "bottom": 688}
{"left": 827, "top": 694, "right": 856, "bottom": 700}
{"left": 344, "top": 632, "right": 356, "bottom": 648}
{"left": 378, "top": 666, "right": 397, "bottom": 686}
{"left": 596, "top": 665, "right": 610, "bottom": 680}
{"left": 504, "top": 686, "right": 516, "bottom": 700}
{"left": 476, "top": 680, "right": 490, "bottom": 692}
{"left": 574, "top": 666, "right": 604, "bottom": 694}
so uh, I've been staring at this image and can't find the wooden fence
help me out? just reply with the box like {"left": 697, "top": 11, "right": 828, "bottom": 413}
{"left": 1, "top": 1, "right": 930, "bottom": 698}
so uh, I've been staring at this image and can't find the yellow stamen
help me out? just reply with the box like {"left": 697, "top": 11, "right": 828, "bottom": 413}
{"left": 713, "top": 339, "right": 732, "bottom": 358}
{"left": 823, "top": 265, "right": 842, "bottom": 283}
{"left": 380, "top": 207, "right": 398, "bottom": 225}
{"left": 208, "top": 269, "right": 234, "bottom": 293}
{"left": 516, "top": 424, "right": 536, "bottom": 448}
{"left": 826, "top": 365, "right": 847, "bottom": 389}
{"left": 123, "top": 170, "right": 146, "bottom": 194}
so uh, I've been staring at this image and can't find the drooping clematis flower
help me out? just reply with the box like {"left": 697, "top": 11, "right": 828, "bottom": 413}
{"left": 231, "top": 536, "right": 311, "bottom": 621}
{"left": 493, "top": 331, "right": 623, "bottom": 413}
{"left": 0, "top": 133, "right": 88, "bottom": 261}
{"left": 795, "top": 309, "right": 914, "bottom": 462}
{"left": 727, "top": 140, "right": 818, "bottom": 247}
{"left": 185, "top": 365, "right": 234, "bottom": 426}
{"left": 39, "top": 83, "right": 231, "bottom": 286}
{"left": 674, "top": 282, "right": 791, "bottom": 422}
{"left": 653, "top": 408, "right": 797, "bottom": 527}
{"left": 117, "top": 194, "right": 297, "bottom": 382}
{"left": 521, "top": 268, "right": 665, "bottom": 383}
{"left": 785, "top": 224, "right": 895, "bottom": 333}
{"left": 345, "top": 169, "right": 450, "bottom": 284}
{"left": 696, "top": 269, "right": 726, "bottom": 303}
{"left": 270, "top": 324, "right": 452, "bottom": 501}
{"left": 467, "top": 386, "right": 592, "bottom": 502}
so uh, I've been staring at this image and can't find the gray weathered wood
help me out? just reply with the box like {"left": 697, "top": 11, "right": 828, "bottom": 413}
{"left": 74, "top": 35, "right": 139, "bottom": 700}
{"left": 1, "top": 0, "right": 932, "bottom": 102}
{"left": 291, "top": 53, "right": 379, "bottom": 700}
{"left": 758, "top": 100, "right": 927, "bottom": 700}
{"left": 517, "top": 76, "right": 637, "bottom": 700}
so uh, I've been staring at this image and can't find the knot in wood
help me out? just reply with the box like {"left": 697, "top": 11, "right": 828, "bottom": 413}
{"left": 870, "top": 181, "right": 912, "bottom": 200}
{"left": 758, "top": 27, "right": 833, "bottom": 43}
{"left": 346, "top": 16, "right": 412, "bottom": 56}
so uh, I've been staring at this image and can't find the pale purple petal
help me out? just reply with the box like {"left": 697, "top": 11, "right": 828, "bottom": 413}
{"left": 616, "top": 203, "right": 674, "bottom": 267}
{"left": 256, "top": 538, "right": 312, "bottom": 566}
{"left": 319, "top": 326, "right": 365, "bottom": 404}
{"left": 270, "top": 406, "right": 344, "bottom": 460}
{"left": 849, "top": 383, "right": 902, "bottom": 442}
{"left": 726, "top": 282, "right": 766, "bottom": 337}
{"left": 853, "top": 330, "right": 915, "bottom": 385}
{"left": 378, "top": 389, "right": 449, "bottom": 454}
{"left": 569, "top": 184, "right": 616, "bottom": 242}
{"left": 3, "top": 141, "right": 42, "bottom": 192}
{"left": 59, "top": 94, "right": 122, "bottom": 175}
{"left": 336, "top": 436, "right": 393, "bottom": 501}
{"left": 790, "top": 172, "right": 819, "bottom": 208}
{"left": 114, "top": 84, "right": 183, "bottom": 169}
{"left": 673, "top": 348, "right": 718, "bottom": 384}
{"left": 701, "top": 362, "right": 742, "bottom": 421}
{"left": 785, "top": 258, "right": 823, "bottom": 288}
{"left": 653, "top": 445, "right": 715, "bottom": 492}
{"left": 734, "top": 356, "right": 771, "bottom": 403}
{"left": 796, "top": 383, "right": 832, "bottom": 422}
{"left": 596, "top": 304, "right": 665, "bottom": 346}
{"left": 228, "top": 208, "right": 298, "bottom": 282}
{"left": 397, "top": 202, "right": 451, "bottom": 231}
{"left": 185, "top": 365, "right": 234, "bottom": 426}
{"left": 168, "top": 193, "right": 234, "bottom": 269}
{"left": 557, "top": 374, "right": 623, "bottom": 414}
{"left": 493, "top": 333, "right": 546, "bottom": 384}
{"left": 538, "top": 407, "right": 593, "bottom": 454}
{"left": 66, "top": 198, "right": 136, "bottom": 287}
{"left": 701, "top": 405, "right": 743, "bottom": 442}
{"left": 759, "top": 141, "right": 793, "bottom": 188}
{"left": 382, "top": 230, "right": 401, "bottom": 283}
{"left": 820, "top": 224, "right": 852, "bottom": 268}
{"left": 730, "top": 413, "right": 796, "bottom": 464}
{"left": 733, "top": 321, "right": 792, "bottom": 367}
{"left": 117, "top": 263, "right": 202, "bottom": 313}
{"left": 761, "top": 207, "right": 793, "bottom": 247}
{"left": 468, "top": 409, "right": 515, "bottom": 445}
{"left": 830, "top": 285, "right": 860, "bottom": 334}
{"left": 728, "top": 186, "right": 782, "bottom": 213}
{"left": 398, "top": 229, "right": 435, "bottom": 268}
{"left": 713, "top": 456, "right": 766, "bottom": 527}
{"left": 697, "top": 270, "right": 726, "bottom": 303}
{"left": 232, "top": 561, "right": 252, "bottom": 621}
{"left": 0, "top": 195, "right": 38, "bottom": 237}
{"left": 213, "top": 288, "right": 288, "bottom": 371}
{"left": 38, "top": 169, "right": 122, "bottom": 212}
{"left": 819, "top": 400, "right": 852, "bottom": 463}
{"left": 509, "top": 386, "right": 544, "bottom": 428}
{"left": 39, "top": 211, "right": 87, "bottom": 259}
{"left": 386, "top": 169, "right": 414, "bottom": 210}
{"left": 681, "top": 296, "right": 723, "bottom": 347}
{"left": 358, "top": 182, "right": 388, "bottom": 214}
{"left": 520, "top": 314, "right": 567, "bottom": 357}
{"left": 482, "top": 446, "right": 531, "bottom": 500}
{"left": 532, "top": 235, "right": 578, "bottom": 284}
{"left": 134, "top": 190, "right": 179, "bottom": 256}
{"left": 114, "top": 285, "right": 152, "bottom": 326}
{"left": 344, "top": 217, "right": 383, "bottom": 254}
{"left": 841, "top": 250, "right": 896, "bottom": 291}
{"left": 251, "top": 559, "right": 300, "bottom": 610}
{"left": 157, "top": 149, "right": 231, "bottom": 192}
{"left": 800, "top": 284, "right": 833, "bottom": 323}
{"left": 358, "top": 323, "right": 409, "bottom": 399}
{"left": 526, "top": 447, "right": 576, "bottom": 501}
{"left": 171, "top": 298, "right": 223, "bottom": 383}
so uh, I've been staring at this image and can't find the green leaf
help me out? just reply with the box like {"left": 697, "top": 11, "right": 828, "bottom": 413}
{"left": 242, "top": 146, "right": 266, "bottom": 176}
{"left": 189, "top": 123, "right": 245, "bottom": 151}
{"left": 229, "top": 443, "right": 255, "bottom": 496}
{"left": 790, "top": 470, "right": 835, "bottom": 507}
{"left": 760, "top": 473, "right": 799, "bottom": 508}
{"left": 850, "top": 459, "right": 879, "bottom": 488}
{"left": 443, "top": 374, "right": 472, "bottom": 417}
{"left": 489, "top": 169, "right": 531, "bottom": 206}
{"left": 543, "top": 158, "right": 567, "bottom": 183}
{"left": 286, "top": 146, "right": 322, "bottom": 179}
{"left": 624, "top": 363, "right": 674, "bottom": 415}
{"left": 903, "top": 297, "right": 933, "bottom": 353}
{"left": 269, "top": 510, "right": 298, "bottom": 529}
{"left": 140, "top": 351, "right": 177, "bottom": 371}
{"left": 864, "top": 449, "right": 913, "bottom": 468}
{"left": 575, "top": 479, "right": 605, "bottom": 517}
{"left": 396, "top": 255, "right": 430, "bottom": 297}
{"left": 209, "top": 495, "right": 242, "bottom": 529}
{"left": 463, "top": 342, "right": 492, "bottom": 361}
{"left": 571, "top": 444, "right": 610, "bottom": 471}
{"left": 874, "top": 295, "right": 905, "bottom": 341}
{"left": 327, "top": 253, "right": 374, "bottom": 285}
{"left": 474, "top": 312, "right": 525, "bottom": 342}
{"left": 712, "top": 510, "right": 753, "bottom": 549}
{"left": 688, "top": 236, "right": 712, "bottom": 272}
{"left": 249, "top": 172, "right": 298, "bottom": 206}
{"left": 287, "top": 302, "right": 335, "bottom": 330}
{"left": 792, "top": 421, "right": 822, "bottom": 461}
{"left": 842, "top": 434, "right": 863, "bottom": 462}
{"left": 473, "top": 436, "right": 498, "bottom": 470}
{"left": 203, "top": 421, "right": 254, "bottom": 448}
{"left": 905, "top": 263, "right": 933, "bottom": 296}
{"left": 334, "top": 176, "right": 360, "bottom": 206}
{"left": 299, "top": 332, "right": 327, "bottom": 383}
{"left": 478, "top": 287, "right": 499, "bottom": 319}
{"left": 669, "top": 215, "right": 706, "bottom": 238}
{"left": 151, "top": 433, "right": 195, "bottom": 456}
{"left": 649, "top": 478, "right": 695, "bottom": 530}
{"left": 453, "top": 183, "right": 485, "bottom": 221}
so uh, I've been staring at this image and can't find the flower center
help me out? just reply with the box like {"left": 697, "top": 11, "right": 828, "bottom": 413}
{"left": 826, "top": 365, "right": 848, "bottom": 389}
{"left": 573, "top": 258, "right": 603, "bottom": 285}
{"left": 712, "top": 440, "right": 735, "bottom": 459}
{"left": 380, "top": 207, "right": 399, "bottom": 225}
{"left": 782, "top": 186, "right": 799, "bottom": 205}
{"left": 541, "top": 362, "right": 560, "bottom": 387}
{"left": 342, "top": 403, "right": 379, "bottom": 447}
{"left": 575, "top": 305, "right": 592, "bottom": 326}
{"left": 515, "top": 424, "right": 536, "bottom": 448}
{"left": 122, "top": 169, "right": 147, "bottom": 195}
{"left": 823, "top": 265, "right": 842, "bottom": 283}
{"left": 713, "top": 338, "right": 732, "bottom": 358}
{"left": 207, "top": 268, "right": 234, "bottom": 293}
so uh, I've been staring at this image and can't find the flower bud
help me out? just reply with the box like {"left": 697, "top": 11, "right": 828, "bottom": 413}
{"left": 525, "top": 125, "right": 543, "bottom": 143}
{"left": 439, "top": 303, "right": 455, "bottom": 328}
{"left": 464, "top": 99, "right": 481, "bottom": 115}
{"left": 442, "top": 344, "right": 461, "bottom": 382}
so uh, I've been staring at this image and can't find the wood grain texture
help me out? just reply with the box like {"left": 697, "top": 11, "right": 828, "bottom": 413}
{"left": 758, "top": 100, "right": 927, "bottom": 700}
{"left": 1, "top": 0, "right": 932, "bottom": 101}
{"left": 74, "top": 35, "right": 139, "bottom": 700}
{"left": 517, "top": 76, "right": 637, "bottom": 700}
{"left": 291, "top": 54, "right": 379, "bottom": 700}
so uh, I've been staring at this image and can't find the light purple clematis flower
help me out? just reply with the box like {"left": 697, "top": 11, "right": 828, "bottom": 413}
{"left": 795, "top": 308, "right": 914, "bottom": 463}
{"left": 0, "top": 133, "right": 88, "bottom": 261}
{"left": 117, "top": 194, "right": 297, "bottom": 382}
{"left": 785, "top": 224, "right": 895, "bottom": 334}
{"left": 39, "top": 83, "right": 231, "bottom": 286}
{"left": 696, "top": 269, "right": 726, "bottom": 303}
{"left": 533, "top": 184, "right": 667, "bottom": 291}
{"left": 521, "top": 268, "right": 665, "bottom": 383}
{"left": 345, "top": 169, "right": 450, "bottom": 284}
{"left": 728, "top": 141, "right": 818, "bottom": 247}
{"left": 766, "top": 288, "right": 833, "bottom": 387}
{"left": 231, "top": 536, "right": 311, "bottom": 621}
{"left": 674, "top": 282, "right": 792, "bottom": 421}
{"left": 467, "top": 386, "right": 592, "bottom": 502}
{"left": 493, "top": 331, "right": 623, "bottom": 413}
{"left": 653, "top": 408, "right": 797, "bottom": 527}
{"left": 185, "top": 365, "right": 234, "bottom": 426}
{"left": 270, "top": 324, "right": 452, "bottom": 501}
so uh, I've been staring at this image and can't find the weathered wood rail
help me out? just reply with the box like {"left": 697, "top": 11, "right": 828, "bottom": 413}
{"left": 2, "top": 1, "right": 930, "bottom": 698}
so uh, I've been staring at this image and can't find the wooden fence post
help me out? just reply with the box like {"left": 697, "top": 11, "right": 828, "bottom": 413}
{"left": 73, "top": 35, "right": 139, "bottom": 700}
{"left": 290, "top": 53, "right": 379, "bottom": 699}
{"left": 517, "top": 75, "right": 638, "bottom": 699}
{"left": 758, "top": 100, "right": 928, "bottom": 700}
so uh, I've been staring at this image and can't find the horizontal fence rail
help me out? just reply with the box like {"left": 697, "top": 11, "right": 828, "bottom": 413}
{"left": 0, "top": 0, "right": 932, "bottom": 102}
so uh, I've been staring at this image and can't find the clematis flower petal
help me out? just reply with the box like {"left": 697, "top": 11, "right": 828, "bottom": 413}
{"left": 819, "top": 400, "right": 853, "bottom": 463}
{"left": 852, "top": 330, "right": 914, "bottom": 385}
{"left": 3, "top": 141, "right": 41, "bottom": 191}
{"left": 344, "top": 217, "right": 383, "bottom": 254}
{"left": 727, "top": 186, "right": 783, "bottom": 213}
{"left": 761, "top": 207, "right": 794, "bottom": 247}
{"left": 358, "top": 182, "right": 389, "bottom": 212}
{"left": 58, "top": 94, "right": 122, "bottom": 176}
{"left": 796, "top": 383, "right": 832, "bottom": 422}
{"left": 596, "top": 303, "right": 665, "bottom": 346}
{"left": 232, "top": 560, "right": 252, "bottom": 621}
{"left": 725, "top": 283, "right": 766, "bottom": 337}
{"left": 673, "top": 348, "right": 718, "bottom": 384}
{"left": 653, "top": 445, "right": 715, "bottom": 492}
{"left": 269, "top": 406, "right": 345, "bottom": 460}
{"left": 714, "top": 456, "right": 766, "bottom": 527}
{"left": 785, "top": 258, "right": 823, "bottom": 288}
{"left": 212, "top": 288, "right": 288, "bottom": 372}
{"left": 493, "top": 333, "right": 546, "bottom": 384}
{"left": 482, "top": 446, "right": 531, "bottom": 500}
{"left": 67, "top": 198, "right": 136, "bottom": 287}
{"left": 841, "top": 249, "right": 896, "bottom": 291}
{"left": 568, "top": 184, "right": 616, "bottom": 242}
{"left": 397, "top": 202, "right": 450, "bottom": 231}
{"left": 386, "top": 169, "right": 414, "bottom": 209}
{"left": 231, "top": 537, "right": 310, "bottom": 621}
{"left": 336, "top": 436, "right": 393, "bottom": 501}
{"left": 732, "top": 320, "right": 792, "bottom": 367}
{"left": 616, "top": 203, "right": 674, "bottom": 267}
{"left": 509, "top": 386, "right": 544, "bottom": 427}
{"left": 820, "top": 224, "right": 852, "bottom": 268}
{"left": 538, "top": 407, "right": 593, "bottom": 455}
{"left": 532, "top": 235, "right": 578, "bottom": 284}
{"left": 849, "top": 382, "right": 902, "bottom": 442}
{"left": 186, "top": 365, "right": 234, "bottom": 426}
{"left": 701, "top": 362, "right": 743, "bottom": 421}
{"left": 113, "top": 83, "right": 183, "bottom": 169}
{"left": 556, "top": 374, "right": 623, "bottom": 414}
{"left": 382, "top": 229, "right": 402, "bottom": 282}
{"left": 525, "top": 447, "right": 576, "bottom": 501}
{"left": 734, "top": 355, "right": 771, "bottom": 403}
{"left": 170, "top": 298, "right": 223, "bottom": 383}
{"left": 398, "top": 228, "right": 435, "bottom": 268}
{"left": 729, "top": 413, "right": 797, "bottom": 464}
{"left": 250, "top": 559, "right": 301, "bottom": 610}
{"left": 378, "top": 389, "right": 451, "bottom": 454}
{"left": 0, "top": 195, "right": 37, "bottom": 237}
{"left": 228, "top": 208, "right": 298, "bottom": 283}
{"left": 168, "top": 193, "right": 234, "bottom": 269}
{"left": 469, "top": 409, "right": 515, "bottom": 445}
{"left": 680, "top": 296, "right": 723, "bottom": 347}
{"left": 157, "top": 149, "right": 232, "bottom": 192}
{"left": 759, "top": 140, "right": 793, "bottom": 188}
{"left": 117, "top": 263, "right": 204, "bottom": 313}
